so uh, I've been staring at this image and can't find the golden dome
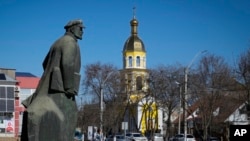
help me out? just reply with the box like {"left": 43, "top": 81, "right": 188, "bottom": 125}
{"left": 123, "top": 18, "right": 146, "bottom": 52}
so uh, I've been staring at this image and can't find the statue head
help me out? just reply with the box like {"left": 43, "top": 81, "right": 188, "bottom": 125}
{"left": 64, "top": 19, "right": 85, "bottom": 40}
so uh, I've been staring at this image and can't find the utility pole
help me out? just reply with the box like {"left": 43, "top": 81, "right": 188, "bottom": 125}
{"left": 100, "top": 71, "right": 114, "bottom": 134}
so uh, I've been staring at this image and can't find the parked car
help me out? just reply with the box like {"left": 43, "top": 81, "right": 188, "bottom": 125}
{"left": 106, "top": 135, "right": 114, "bottom": 141}
{"left": 74, "top": 130, "right": 83, "bottom": 141}
{"left": 145, "top": 133, "right": 163, "bottom": 141}
{"left": 115, "top": 135, "right": 126, "bottom": 141}
{"left": 168, "top": 136, "right": 175, "bottom": 141}
{"left": 105, "top": 134, "right": 127, "bottom": 141}
{"left": 173, "top": 134, "right": 196, "bottom": 141}
{"left": 152, "top": 133, "right": 163, "bottom": 141}
{"left": 126, "top": 132, "right": 148, "bottom": 141}
{"left": 207, "top": 136, "right": 220, "bottom": 141}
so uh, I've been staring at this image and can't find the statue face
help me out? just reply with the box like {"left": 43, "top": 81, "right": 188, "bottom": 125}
{"left": 71, "top": 25, "right": 84, "bottom": 40}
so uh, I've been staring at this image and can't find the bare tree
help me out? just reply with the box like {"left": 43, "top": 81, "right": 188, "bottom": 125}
{"left": 235, "top": 47, "right": 250, "bottom": 119}
{"left": 80, "top": 62, "right": 124, "bottom": 134}
{"left": 189, "top": 53, "right": 232, "bottom": 140}
{"left": 148, "top": 64, "right": 184, "bottom": 139}
{"left": 77, "top": 103, "right": 100, "bottom": 133}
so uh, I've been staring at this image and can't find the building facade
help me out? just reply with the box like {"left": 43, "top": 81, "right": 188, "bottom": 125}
{"left": 15, "top": 72, "right": 40, "bottom": 136}
{"left": 0, "top": 68, "right": 18, "bottom": 137}
{"left": 0, "top": 68, "right": 39, "bottom": 137}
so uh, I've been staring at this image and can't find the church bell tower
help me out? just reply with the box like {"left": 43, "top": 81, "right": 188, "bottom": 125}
{"left": 120, "top": 8, "right": 163, "bottom": 135}
{"left": 121, "top": 8, "right": 148, "bottom": 100}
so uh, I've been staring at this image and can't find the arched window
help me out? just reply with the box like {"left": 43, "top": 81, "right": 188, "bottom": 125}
{"left": 136, "top": 56, "right": 140, "bottom": 67}
{"left": 136, "top": 76, "right": 143, "bottom": 90}
{"left": 129, "top": 56, "right": 133, "bottom": 67}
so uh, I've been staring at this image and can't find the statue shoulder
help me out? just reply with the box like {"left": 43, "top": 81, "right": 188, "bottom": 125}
{"left": 60, "top": 34, "right": 76, "bottom": 42}
{"left": 56, "top": 35, "right": 77, "bottom": 47}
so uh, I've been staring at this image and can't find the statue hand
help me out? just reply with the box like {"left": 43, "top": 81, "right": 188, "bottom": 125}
{"left": 65, "top": 88, "right": 76, "bottom": 96}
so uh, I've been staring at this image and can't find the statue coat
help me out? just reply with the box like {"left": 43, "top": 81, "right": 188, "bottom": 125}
{"left": 21, "top": 32, "right": 81, "bottom": 141}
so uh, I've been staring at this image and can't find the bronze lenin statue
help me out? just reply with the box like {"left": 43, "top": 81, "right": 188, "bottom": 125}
{"left": 21, "top": 19, "right": 85, "bottom": 141}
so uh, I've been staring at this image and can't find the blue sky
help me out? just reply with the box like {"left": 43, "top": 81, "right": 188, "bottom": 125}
{"left": 0, "top": 0, "right": 250, "bottom": 77}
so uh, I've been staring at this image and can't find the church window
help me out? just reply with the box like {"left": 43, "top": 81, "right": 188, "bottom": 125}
{"left": 129, "top": 56, "right": 133, "bottom": 67}
{"left": 136, "top": 56, "right": 140, "bottom": 67}
{"left": 136, "top": 76, "right": 143, "bottom": 90}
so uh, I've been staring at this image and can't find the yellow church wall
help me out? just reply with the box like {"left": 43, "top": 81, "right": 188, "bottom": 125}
{"left": 140, "top": 103, "right": 159, "bottom": 134}
{"left": 124, "top": 51, "right": 146, "bottom": 68}
{"left": 125, "top": 51, "right": 146, "bottom": 57}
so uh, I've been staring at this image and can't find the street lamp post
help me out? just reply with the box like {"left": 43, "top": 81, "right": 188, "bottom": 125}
{"left": 175, "top": 81, "right": 182, "bottom": 134}
{"left": 100, "top": 84, "right": 104, "bottom": 132}
{"left": 178, "top": 85, "right": 182, "bottom": 134}
{"left": 100, "top": 71, "right": 114, "bottom": 134}
{"left": 184, "top": 50, "right": 207, "bottom": 141}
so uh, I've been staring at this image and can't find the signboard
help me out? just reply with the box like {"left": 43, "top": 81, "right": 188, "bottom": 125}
{"left": 122, "top": 122, "right": 128, "bottom": 130}
{"left": 5, "top": 120, "right": 14, "bottom": 133}
{"left": 88, "top": 126, "right": 93, "bottom": 140}
{"left": 122, "top": 122, "right": 128, "bottom": 137}
{"left": 0, "top": 120, "right": 14, "bottom": 133}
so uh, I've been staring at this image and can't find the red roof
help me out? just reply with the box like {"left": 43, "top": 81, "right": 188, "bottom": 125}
{"left": 16, "top": 77, "right": 40, "bottom": 89}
